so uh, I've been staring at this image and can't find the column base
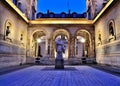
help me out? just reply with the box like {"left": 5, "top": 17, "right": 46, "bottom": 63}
{"left": 55, "top": 59, "right": 64, "bottom": 69}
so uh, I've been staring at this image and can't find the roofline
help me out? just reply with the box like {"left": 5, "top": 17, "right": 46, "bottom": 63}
{"left": 29, "top": 18, "right": 93, "bottom": 25}
{"left": 29, "top": 0, "right": 115, "bottom": 25}
{"left": 93, "top": 0, "right": 114, "bottom": 23}
{"left": 5, "top": 0, "right": 29, "bottom": 23}
{"left": 4, "top": 0, "right": 114, "bottom": 25}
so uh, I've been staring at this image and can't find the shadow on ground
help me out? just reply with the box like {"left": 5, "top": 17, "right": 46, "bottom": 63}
{"left": 41, "top": 66, "right": 78, "bottom": 71}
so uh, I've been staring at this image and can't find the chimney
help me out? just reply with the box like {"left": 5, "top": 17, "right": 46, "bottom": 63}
{"left": 47, "top": 10, "right": 50, "bottom": 14}
{"left": 68, "top": 9, "right": 71, "bottom": 14}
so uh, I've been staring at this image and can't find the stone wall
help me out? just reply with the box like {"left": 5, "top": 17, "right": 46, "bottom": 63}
{"left": 95, "top": 1, "right": 120, "bottom": 67}
{"left": 0, "top": 2, "right": 28, "bottom": 68}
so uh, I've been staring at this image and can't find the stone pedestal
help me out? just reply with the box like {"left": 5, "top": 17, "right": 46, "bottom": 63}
{"left": 55, "top": 59, "right": 64, "bottom": 69}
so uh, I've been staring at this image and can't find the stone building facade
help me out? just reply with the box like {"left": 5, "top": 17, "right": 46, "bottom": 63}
{"left": 0, "top": 0, "right": 28, "bottom": 68}
{"left": 95, "top": 0, "right": 120, "bottom": 66}
{"left": 0, "top": 0, "right": 120, "bottom": 68}
{"left": 86, "top": 0, "right": 108, "bottom": 19}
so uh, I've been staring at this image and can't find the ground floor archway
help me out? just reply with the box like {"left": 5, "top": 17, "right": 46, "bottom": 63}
{"left": 31, "top": 30, "right": 47, "bottom": 58}
{"left": 52, "top": 29, "right": 70, "bottom": 60}
{"left": 28, "top": 25, "right": 95, "bottom": 63}
{"left": 75, "top": 29, "right": 92, "bottom": 58}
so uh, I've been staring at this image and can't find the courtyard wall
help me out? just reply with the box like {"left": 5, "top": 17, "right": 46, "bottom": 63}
{"left": 95, "top": 1, "right": 120, "bottom": 66}
{"left": 0, "top": 2, "right": 28, "bottom": 68}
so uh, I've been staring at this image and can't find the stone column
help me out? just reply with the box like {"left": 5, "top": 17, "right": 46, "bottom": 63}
{"left": 26, "top": 38, "right": 30, "bottom": 57}
{"left": 69, "top": 38, "right": 72, "bottom": 57}
{"left": 45, "top": 38, "right": 48, "bottom": 56}
{"left": 36, "top": 42, "right": 39, "bottom": 57}
{"left": 68, "top": 39, "right": 70, "bottom": 58}
{"left": 51, "top": 39, "right": 55, "bottom": 58}
{"left": 72, "top": 37, "right": 75, "bottom": 57}
{"left": 82, "top": 42, "right": 85, "bottom": 57}
{"left": 74, "top": 38, "right": 77, "bottom": 56}
{"left": 47, "top": 38, "right": 51, "bottom": 56}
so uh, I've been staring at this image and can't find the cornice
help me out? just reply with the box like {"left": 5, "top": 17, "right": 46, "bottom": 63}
{"left": 5, "top": 0, "right": 29, "bottom": 23}
{"left": 4, "top": 0, "right": 115, "bottom": 25}
{"left": 93, "top": 0, "right": 114, "bottom": 23}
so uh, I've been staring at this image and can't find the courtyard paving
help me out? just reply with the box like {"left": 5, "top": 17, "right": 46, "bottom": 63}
{"left": 0, "top": 65, "right": 120, "bottom": 86}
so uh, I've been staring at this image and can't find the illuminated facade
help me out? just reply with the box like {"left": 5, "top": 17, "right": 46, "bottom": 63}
{"left": 0, "top": 0, "right": 120, "bottom": 68}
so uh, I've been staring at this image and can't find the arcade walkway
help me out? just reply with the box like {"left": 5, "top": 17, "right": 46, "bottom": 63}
{"left": 0, "top": 66, "right": 120, "bottom": 86}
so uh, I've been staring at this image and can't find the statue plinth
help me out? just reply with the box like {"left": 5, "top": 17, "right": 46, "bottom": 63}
{"left": 55, "top": 59, "right": 64, "bottom": 69}
{"left": 55, "top": 38, "right": 65, "bottom": 69}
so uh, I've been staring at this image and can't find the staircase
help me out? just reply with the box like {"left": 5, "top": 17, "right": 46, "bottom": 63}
{"left": 35, "top": 57, "right": 96, "bottom": 65}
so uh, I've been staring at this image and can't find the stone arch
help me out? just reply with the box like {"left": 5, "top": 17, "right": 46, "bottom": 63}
{"left": 75, "top": 29, "right": 92, "bottom": 47}
{"left": 52, "top": 29, "right": 70, "bottom": 58}
{"left": 75, "top": 29, "right": 92, "bottom": 57}
{"left": 52, "top": 29, "right": 70, "bottom": 40}
{"left": 30, "top": 29, "right": 48, "bottom": 57}
{"left": 75, "top": 29, "right": 92, "bottom": 42}
{"left": 31, "top": 29, "right": 48, "bottom": 37}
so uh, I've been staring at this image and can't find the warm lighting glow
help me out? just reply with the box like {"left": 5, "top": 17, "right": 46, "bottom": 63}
{"left": 81, "top": 38, "right": 86, "bottom": 43}
{"left": 30, "top": 18, "right": 93, "bottom": 24}
{"left": 77, "top": 36, "right": 86, "bottom": 43}
{"left": 37, "top": 38, "right": 41, "bottom": 43}
{"left": 81, "top": 38, "right": 85, "bottom": 43}
{"left": 5, "top": 0, "right": 28, "bottom": 23}
{"left": 93, "top": 0, "right": 114, "bottom": 23}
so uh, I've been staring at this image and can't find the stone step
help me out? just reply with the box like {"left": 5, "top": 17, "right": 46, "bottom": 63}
{"left": 35, "top": 57, "right": 96, "bottom": 65}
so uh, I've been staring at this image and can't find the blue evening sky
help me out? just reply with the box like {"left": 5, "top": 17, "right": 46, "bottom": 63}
{"left": 37, "top": 0, "right": 86, "bottom": 14}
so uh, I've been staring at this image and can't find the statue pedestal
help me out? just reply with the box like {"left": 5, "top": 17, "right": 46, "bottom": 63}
{"left": 55, "top": 59, "right": 64, "bottom": 69}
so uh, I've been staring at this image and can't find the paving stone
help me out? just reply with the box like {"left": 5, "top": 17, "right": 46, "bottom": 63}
{"left": 0, "top": 66, "right": 120, "bottom": 86}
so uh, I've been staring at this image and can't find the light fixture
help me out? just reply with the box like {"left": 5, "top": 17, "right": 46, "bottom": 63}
{"left": 81, "top": 38, "right": 86, "bottom": 43}
{"left": 37, "top": 38, "right": 41, "bottom": 43}
{"left": 77, "top": 36, "right": 86, "bottom": 43}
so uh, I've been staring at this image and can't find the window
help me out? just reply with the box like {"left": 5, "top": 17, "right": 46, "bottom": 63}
{"left": 61, "top": 12, "right": 66, "bottom": 18}
{"left": 72, "top": 12, "right": 77, "bottom": 18}
{"left": 18, "top": 2, "right": 22, "bottom": 11}
{"left": 49, "top": 13, "right": 54, "bottom": 18}
{"left": 37, "top": 13, "right": 43, "bottom": 18}
{"left": 13, "top": 0, "right": 18, "bottom": 6}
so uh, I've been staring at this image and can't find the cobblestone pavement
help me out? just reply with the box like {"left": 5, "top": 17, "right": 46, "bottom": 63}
{"left": 0, "top": 66, "right": 120, "bottom": 86}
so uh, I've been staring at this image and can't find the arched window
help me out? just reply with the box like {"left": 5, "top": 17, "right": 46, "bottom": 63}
{"left": 37, "top": 13, "right": 43, "bottom": 18}
{"left": 108, "top": 20, "right": 116, "bottom": 41}
{"left": 61, "top": 12, "right": 66, "bottom": 18}
{"left": 18, "top": 2, "right": 22, "bottom": 12}
{"left": 72, "top": 12, "right": 77, "bottom": 18}
{"left": 13, "top": 0, "right": 18, "bottom": 6}
{"left": 49, "top": 13, "right": 54, "bottom": 18}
